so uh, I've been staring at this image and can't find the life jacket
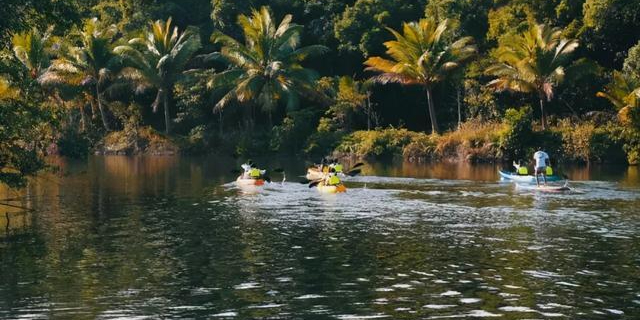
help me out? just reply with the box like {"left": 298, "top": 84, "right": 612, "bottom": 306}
{"left": 250, "top": 168, "right": 261, "bottom": 178}
{"left": 334, "top": 164, "right": 343, "bottom": 173}
{"left": 545, "top": 166, "right": 553, "bottom": 175}
{"left": 517, "top": 166, "right": 528, "bottom": 175}
{"left": 328, "top": 175, "right": 340, "bottom": 186}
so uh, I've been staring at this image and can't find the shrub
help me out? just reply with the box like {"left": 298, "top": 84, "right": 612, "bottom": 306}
{"left": 498, "top": 106, "right": 534, "bottom": 160}
{"left": 555, "top": 120, "right": 624, "bottom": 163}
{"left": 335, "top": 127, "right": 419, "bottom": 160}
{"left": 305, "top": 117, "right": 346, "bottom": 156}
{"left": 271, "top": 108, "right": 321, "bottom": 153}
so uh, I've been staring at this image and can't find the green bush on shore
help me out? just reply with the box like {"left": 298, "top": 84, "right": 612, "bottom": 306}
{"left": 334, "top": 115, "right": 632, "bottom": 164}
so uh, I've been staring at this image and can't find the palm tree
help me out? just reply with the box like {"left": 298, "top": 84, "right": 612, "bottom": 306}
{"left": 597, "top": 71, "right": 640, "bottom": 127}
{"left": 208, "top": 6, "right": 329, "bottom": 122}
{"left": 486, "top": 23, "right": 579, "bottom": 130}
{"left": 364, "top": 18, "right": 476, "bottom": 134}
{"left": 114, "top": 18, "right": 201, "bottom": 134}
{"left": 39, "top": 18, "right": 121, "bottom": 131}
{"left": 12, "top": 27, "right": 54, "bottom": 79}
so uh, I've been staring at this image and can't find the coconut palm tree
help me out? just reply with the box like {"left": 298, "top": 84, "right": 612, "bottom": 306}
{"left": 486, "top": 23, "right": 579, "bottom": 130}
{"left": 12, "top": 27, "right": 54, "bottom": 79}
{"left": 597, "top": 71, "right": 640, "bottom": 127}
{"left": 39, "top": 18, "right": 121, "bottom": 131}
{"left": 364, "top": 18, "right": 476, "bottom": 134}
{"left": 114, "top": 17, "right": 201, "bottom": 134}
{"left": 208, "top": 6, "right": 329, "bottom": 122}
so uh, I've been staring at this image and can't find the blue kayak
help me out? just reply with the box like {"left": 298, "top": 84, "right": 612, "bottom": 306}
{"left": 499, "top": 169, "right": 562, "bottom": 183}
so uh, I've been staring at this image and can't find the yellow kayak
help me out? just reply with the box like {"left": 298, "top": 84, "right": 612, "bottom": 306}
{"left": 317, "top": 182, "right": 347, "bottom": 194}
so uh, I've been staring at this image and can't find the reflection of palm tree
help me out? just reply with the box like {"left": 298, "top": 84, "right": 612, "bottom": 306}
{"left": 39, "top": 18, "right": 121, "bottom": 131}
{"left": 364, "top": 18, "right": 477, "bottom": 134}
{"left": 209, "top": 6, "right": 329, "bottom": 123}
{"left": 486, "top": 23, "right": 578, "bottom": 130}
{"left": 115, "top": 18, "right": 201, "bottom": 134}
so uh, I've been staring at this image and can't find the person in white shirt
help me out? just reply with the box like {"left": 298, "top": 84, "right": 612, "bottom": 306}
{"left": 533, "top": 148, "right": 550, "bottom": 186}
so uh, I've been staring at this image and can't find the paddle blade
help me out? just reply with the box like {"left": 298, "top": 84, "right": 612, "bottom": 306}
{"left": 351, "top": 162, "right": 364, "bottom": 169}
{"left": 308, "top": 179, "right": 322, "bottom": 188}
{"left": 347, "top": 169, "right": 361, "bottom": 177}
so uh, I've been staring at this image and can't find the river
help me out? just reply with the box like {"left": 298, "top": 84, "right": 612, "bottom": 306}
{"left": 1, "top": 156, "right": 639, "bottom": 319}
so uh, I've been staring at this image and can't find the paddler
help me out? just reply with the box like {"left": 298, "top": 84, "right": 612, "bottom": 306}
{"left": 241, "top": 161, "right": 265, "bottom": 180}
{"left": 533, "top": 147, "right": 551, "bottom": 186}
{"left": 329, "top": 159, "right": 344, "bottom": 175}
{"left": 513, "top": 161, "right": 529, "bottom": 175}
{"left": 324, "top": 167, "right": 341, "bottom": 186}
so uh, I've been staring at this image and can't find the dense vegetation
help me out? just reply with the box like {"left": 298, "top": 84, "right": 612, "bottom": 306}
{"left": 1, "top": 0, "right": 640, "bottom": 185}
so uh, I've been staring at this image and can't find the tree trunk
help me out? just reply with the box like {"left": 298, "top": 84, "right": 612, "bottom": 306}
{"left": 163, "top": 89, "right": 171, "bottom": 135}
{"left": 366, "top": 93, "right": 372, "bottom": 131}
{"left": 80, "top": 104, "right": 88, "bottom": 132}
{"left": 426, "top": 87, "right": 439, "bottom": 134}
{"left": 219, "top": 111, "right": 224, "bottom": 137}
{"left": 539, "top": 97, "right": 547, "bottom": 130}
{"left": 95, "top": 83, "right": 111, "bottom": 131}
{"left": 457, "top": 85, "right": 462, "bottom": 130}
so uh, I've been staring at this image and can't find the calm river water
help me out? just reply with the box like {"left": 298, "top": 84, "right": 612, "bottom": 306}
{"left": 1, "top": 156, "right": 639, "bottom": 319}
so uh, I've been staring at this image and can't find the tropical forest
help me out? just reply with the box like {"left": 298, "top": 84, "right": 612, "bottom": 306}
{"left": 1, "top": 0, "right": 640, "bottom": 318}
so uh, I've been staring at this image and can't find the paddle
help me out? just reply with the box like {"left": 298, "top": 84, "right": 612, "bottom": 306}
{"left": 346, "top": 168, "right": 361, "bottom": 177}
{"left": 351, "top": 162, "right": 364, "bottom": 169}
{"left": 308, "top": 179, "right": 323, "bottom": 188}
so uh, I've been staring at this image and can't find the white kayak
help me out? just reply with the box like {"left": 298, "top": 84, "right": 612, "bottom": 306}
{"left": 317, "top": 182, "right": 347, "bottom": 194}
{"left": 236, "top": 176, "right": 266, "bottom": 187}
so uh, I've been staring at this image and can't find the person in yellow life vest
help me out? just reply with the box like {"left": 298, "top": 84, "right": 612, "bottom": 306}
{"left": 241, "top": 162, "right": 265, "bottom": 179}
{"left": 250, "top": 167, "right": 262, "bottom": 179}
{"left": 325, "top": 168, "right": 341, "bottom": 186}
{"left": 329, "top": 161, "right": 344, "bottom": 175}
{"left": 513, "top": 161, "right": 529, "bottom": 175}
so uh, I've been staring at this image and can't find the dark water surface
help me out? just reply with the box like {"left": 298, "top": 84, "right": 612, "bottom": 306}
{"left": 1, "top": 156, "right": 639, "bottom": 319}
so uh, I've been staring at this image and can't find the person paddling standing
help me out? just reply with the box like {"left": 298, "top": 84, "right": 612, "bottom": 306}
{"left": 533, "top": 148, "right": 550, "bottom": 186}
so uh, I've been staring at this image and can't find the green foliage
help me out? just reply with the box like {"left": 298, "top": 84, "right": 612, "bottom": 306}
{"left": 0, "top": 74, "right": 52, "bottom": 188}
{"left": 486, "top": 22, "right": 579, "bottom": 129}
{"left": 39, "top": 18, "right": 122, "bottom": 131}
{"left": 486, "top": 3, "right": 531, "bottom": 41}
{"left": 115, "top": 17, "right": 202, "bottom": 134}
{"left": 499, "top": 106, "right": 534, "bottom": 160}
{"left": 581, "top": 0, "right": 640, "bottom": 68}
{"left": 270, "top": 108, "right": 322, "bottom": 153}
{"left": 57, "top": 126, "right": 92, "bottom": 159}
{"left": 1, "top": 0, "right": 638, "bottom": 165}
{"left": 336, "top": 127, "right": 426, "bottom": 159}
{"left": 11, "top": 27, "right": 54, "bottom": 79}
{"left": 555, "top": 120, "right": 624, "bottom": 163}
{"left": 334, "top": 0, "right": 425, "bottom": 57}
{"left": 208, "top": 6, "right": 329, "bottom": 115}
{"left": 364, "top": 17, "right": 477, "bottom": 133}
{"left": 623, "top": 41, "right": 640, "bottom": 80}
